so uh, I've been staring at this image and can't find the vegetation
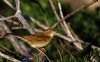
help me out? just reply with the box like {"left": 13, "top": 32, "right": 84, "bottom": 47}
{"left": 0, "top": 0, "right": 100, "bottom": 62}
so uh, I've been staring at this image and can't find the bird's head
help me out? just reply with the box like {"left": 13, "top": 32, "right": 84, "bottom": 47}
{"left": 43, "top": 29, "right": 56, "bottom": 38}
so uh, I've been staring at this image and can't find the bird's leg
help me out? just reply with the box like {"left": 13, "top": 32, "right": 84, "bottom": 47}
{"left": 39, "top": 48, "right": 46, "bottom": 53}
{"left": 38, "top": 48, "right": 46, "bottom": 62}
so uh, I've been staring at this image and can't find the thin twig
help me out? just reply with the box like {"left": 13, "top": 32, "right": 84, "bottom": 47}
{"left": 0, "top": 15, "right": 15, "bottom": 21}
{"left": 34, "top": 48, "right": 52, "bottom": 62}
{"left": 59, "top": 40, "right": 76, "bottom": 60}
{"left": 3, "top": 0, "right": 16, "bottom": 10}
{"left": 48, "top": 0, "right": 60, "bottom": 21}
{"left": 0, "top": 15, "right": 19, "bottom": 25}
{"left": 0, "top": 51, "right": 21, "bottom": 62}
{"left": 57, "top": 48, "right": 63, "bottom": 62}
{"left": 57, "top": 0, "right": 75, "bottom": 40}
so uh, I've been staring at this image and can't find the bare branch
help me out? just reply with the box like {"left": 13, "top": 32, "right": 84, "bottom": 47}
{"left": 0, "top": 51, "right": 21, "bottom": 62}
{"left": 3, "top": 0, "right": 16, "bottom": 10}
{"left": 0, "top": 15, "right": 15, "bottom": 21}
{"left": 48, "top": 0, "right": 60, "bottom": 21}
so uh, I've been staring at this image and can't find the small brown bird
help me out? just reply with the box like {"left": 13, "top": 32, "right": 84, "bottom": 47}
{"left": 16, "top": 29, "right": 56, "bottom": 48}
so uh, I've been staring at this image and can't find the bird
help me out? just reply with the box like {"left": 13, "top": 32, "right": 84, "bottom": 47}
{"left": 16, "top": 29, "right": 56, "bottom": 48}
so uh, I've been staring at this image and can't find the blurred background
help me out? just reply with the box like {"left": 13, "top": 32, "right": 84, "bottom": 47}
{"left": 0, "top": 0, "right": 100, "bottom": 62}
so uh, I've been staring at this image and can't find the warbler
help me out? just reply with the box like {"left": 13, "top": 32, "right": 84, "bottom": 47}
{"left": 16, "top": 29, "right": 56, "bottom": 48}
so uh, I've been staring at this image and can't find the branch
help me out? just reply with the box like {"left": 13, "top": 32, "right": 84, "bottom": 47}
{"left": 57, "top": 0, "right": 75, "bottom": 40}
{"left": 0, "top": 51, "right": 21, "bottom": 62}
{"left": 3, "top": 0, "right": 16, "bottom": 10}
{"left": 48, "top": 0, "right": 60, "bottom": 21}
